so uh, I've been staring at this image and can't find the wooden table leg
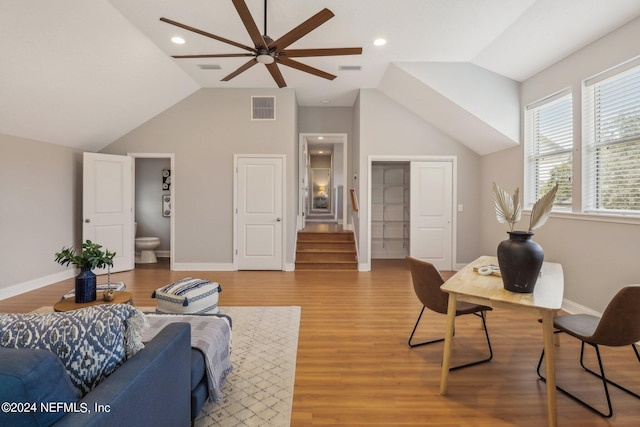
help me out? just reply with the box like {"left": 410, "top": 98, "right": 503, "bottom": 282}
{"left": 440, "top": 295, "right": 458, "bottom": 395}
{"left": 541, "top": 310, "right": 558, "bottom": 427}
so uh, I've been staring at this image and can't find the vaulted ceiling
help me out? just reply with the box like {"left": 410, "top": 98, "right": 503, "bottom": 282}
{"left": 3, "top": 0, "right": 640, "bottom": 151}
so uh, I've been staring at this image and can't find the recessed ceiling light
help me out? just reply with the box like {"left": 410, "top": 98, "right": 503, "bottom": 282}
{"left": 318, "top": 136, "right": 324, "bottom": 140}
{"left": 321, "top": 99, "right": 331, "bottom": 104}
{"left": 373, "top": 38, "right": 387, "bottom": 46}
{"left": 319, "top": 151, "right": 324, "bottom": 154}
{"left": 171, "top": 36, "right": 186, "bottom": 45}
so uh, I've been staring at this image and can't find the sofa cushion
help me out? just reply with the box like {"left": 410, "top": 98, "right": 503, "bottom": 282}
{"left": 152, "top": 278, "right": 221, "bottom": 314}
{"left": 0, "top": 305, "right": 148, "bottom": 395}
{"left": 0, "top": 347, "right": 80, "bottom": 426}
{"left": 191, "top": 348, "right": 206, "bottom": 391}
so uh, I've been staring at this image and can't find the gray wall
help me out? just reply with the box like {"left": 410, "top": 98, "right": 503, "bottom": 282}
{"left": 0, "top": 135, "right": 82, "bottom": 292}
{"left": 480, "top": 16, "right": 640, "bottom": 313}
{"left": 356, "top": 89, "right": 483, "bottom": 270}
{"left": 102, "top": 88, "right": 298, "bottom": 268}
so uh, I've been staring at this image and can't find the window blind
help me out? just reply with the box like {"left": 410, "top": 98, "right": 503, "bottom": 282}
{"left": 583, "top": 64, "right": 640, "bottom": 214}
{"left": 525, "top": 91, "right": 573, "bottom": 210}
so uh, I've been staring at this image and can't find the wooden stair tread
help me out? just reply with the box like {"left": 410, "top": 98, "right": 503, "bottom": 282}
{"left": 295, "top": 228, "right": 357, "bottom": 271}
{"left": 297, "top": 248, "right": 356, "bottom": 253}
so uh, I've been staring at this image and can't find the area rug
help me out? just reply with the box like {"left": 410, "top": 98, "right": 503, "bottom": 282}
{"left": 195, "top": 306, "right": 300, "bottom": 427}
{"left": 30, "top": 305, "right": 300, "bottom": 427}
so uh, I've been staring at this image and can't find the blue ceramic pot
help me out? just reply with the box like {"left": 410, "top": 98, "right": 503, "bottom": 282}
{"left": 75, "top": 267, "right": 97, "bottom": 303}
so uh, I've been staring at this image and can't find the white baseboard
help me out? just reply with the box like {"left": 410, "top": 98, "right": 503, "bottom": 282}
{"left": 358, "top": 262, "right": 371, "bottom": 272}
{"left": 0, "top": 270, "right": 75, "bottom": 301}
{"left": 171, "top": 262, "right": 235, "bottom": 271}
{"left": 284, "top": 263, "right": 295, "bottom": 272}
{"left": 561, "top": 298, "right": 601, "bottom": 316}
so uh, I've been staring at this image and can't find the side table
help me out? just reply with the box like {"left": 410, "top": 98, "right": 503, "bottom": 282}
{"left": 53, "top": 291, "right": 134, "bottom": 312}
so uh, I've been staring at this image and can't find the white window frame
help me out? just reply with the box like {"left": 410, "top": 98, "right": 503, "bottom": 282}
{"left": 524, "top": 89, "right": 573, "bottom": 211}
{"left": 583, "top": 59, "right": 640, "bottom": 216}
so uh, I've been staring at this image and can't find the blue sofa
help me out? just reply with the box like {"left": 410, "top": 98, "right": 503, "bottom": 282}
{"left": 0, "top": 323, "right": 192, "bottom": 427}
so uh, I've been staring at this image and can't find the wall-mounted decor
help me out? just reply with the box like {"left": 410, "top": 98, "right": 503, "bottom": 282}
{"left": 162, "top": 169, "right": 171, "bottom": 190}
{"left": 162, "top": 195, "right": 171, "bottom": 217}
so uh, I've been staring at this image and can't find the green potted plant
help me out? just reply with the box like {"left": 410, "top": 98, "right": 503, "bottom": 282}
{"left": 55, "top": 240, "right": 116, "bottom": 303}
{"left": 492, "top": 183, "right": 558, "bottom": 293}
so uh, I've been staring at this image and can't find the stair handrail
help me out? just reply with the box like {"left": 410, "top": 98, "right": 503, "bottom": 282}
{"left": 349, "top": 189, "right": 359, "bottom": 213}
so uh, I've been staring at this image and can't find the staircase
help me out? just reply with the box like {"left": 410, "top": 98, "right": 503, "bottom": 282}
{"left": 295, "top": 229, "right": 358, "bottom": 271}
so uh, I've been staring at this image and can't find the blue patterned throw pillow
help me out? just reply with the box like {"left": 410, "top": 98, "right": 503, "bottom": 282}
{"left": 0, "top": 305, "right": 148, "bottom": 395}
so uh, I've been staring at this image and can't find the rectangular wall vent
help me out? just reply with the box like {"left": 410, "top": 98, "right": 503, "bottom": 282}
{"left": 339, "top": 65, "right": 361, "bottom": 71}
{"left": 198, "top": 64, "right": 221, "bottom": 70}
{"left": 251, "top": 96, "right": 276, "bottom": 120}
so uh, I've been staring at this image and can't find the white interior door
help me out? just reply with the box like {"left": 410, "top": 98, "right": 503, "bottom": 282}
{"left": 235, "top": 156, "right": 284, "bottom": 270}
{"left": 410, "top": 161, "right": 453, "bottom": 270}
{"left": 83, "top": 152, "right": 134, "bottom": 273}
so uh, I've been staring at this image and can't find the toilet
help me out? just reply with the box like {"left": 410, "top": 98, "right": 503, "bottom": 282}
{"left": 134, "top": 223, "right": 160, "bottom": 264}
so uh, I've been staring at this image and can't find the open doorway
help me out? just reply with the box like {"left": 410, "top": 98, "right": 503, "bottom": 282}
{"left": 298, "top": 134, "right": 348, "bottom": 230}
{"left": 128, "top": 153, "right": 175, "bottom": 270}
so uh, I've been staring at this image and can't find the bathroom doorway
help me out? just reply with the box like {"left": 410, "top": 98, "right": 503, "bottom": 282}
{"left": 129, "top": 153, "right": 175, "bottom": 270}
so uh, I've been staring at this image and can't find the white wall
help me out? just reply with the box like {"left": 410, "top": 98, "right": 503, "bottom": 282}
{"left": 0, "top": 135, "right": 82, "bottom": 294}
{"left": 480, "top": 16, "right": 640, "bottom": 313}
{"left": 357, "top": 89, "right": 483, "bottom": 270}
{"left": 103, "top": 88, "right": 298, "bottom": 269}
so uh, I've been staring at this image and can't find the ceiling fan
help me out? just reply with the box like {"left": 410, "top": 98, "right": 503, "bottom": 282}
{"left": 160, "top": 0, "right": 362, "bottom": 88}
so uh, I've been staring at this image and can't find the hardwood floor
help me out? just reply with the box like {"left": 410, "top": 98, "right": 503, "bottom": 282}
{"left": 1, "top": 260, "right": 639, "bottom": 426}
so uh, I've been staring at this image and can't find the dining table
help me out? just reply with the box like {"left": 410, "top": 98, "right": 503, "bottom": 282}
{"left": 439, "top": 255, "right": 564, "bottom": 427}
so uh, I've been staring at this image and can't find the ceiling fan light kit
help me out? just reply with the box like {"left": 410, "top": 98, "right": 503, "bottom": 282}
{"left": 161, "top": 0, "right": 362, "bottom": 88}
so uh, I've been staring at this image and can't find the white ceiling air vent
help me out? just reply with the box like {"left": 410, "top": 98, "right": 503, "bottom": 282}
{"left": 339, "top": 65, "right": 361, "bottom": 71}
{"left": 251, "top": 96, "right": 276, "bottom": 120}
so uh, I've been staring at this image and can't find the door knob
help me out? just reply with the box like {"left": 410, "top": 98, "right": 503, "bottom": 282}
{"left": 276, "top": 218, "right": 282, "bottom": 222}
{"left": 85, "top": 219, "right": 91, "bottom": 223}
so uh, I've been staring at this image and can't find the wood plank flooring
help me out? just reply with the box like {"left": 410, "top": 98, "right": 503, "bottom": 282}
{"left": 1, "top": 259, "right": 639, "bottom": 426}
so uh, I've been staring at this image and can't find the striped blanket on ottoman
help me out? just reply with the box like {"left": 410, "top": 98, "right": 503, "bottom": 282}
{"left": 142, "top": 313, "right": 232, "bottom": 403}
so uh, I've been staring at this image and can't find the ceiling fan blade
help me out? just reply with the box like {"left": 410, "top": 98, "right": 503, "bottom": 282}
{"left": 265, "top": 62, "right": 287, "bottom": 88}
{"left": 231, "top": 0, "right": 268, "bottom": 49}
{"left": 277, "top": 57, "right": 336, "bottom": 81}
{"left": 172, "top": 53, "right": 255, "bottom": 59}
{"left": 221, "top": 59, "right": 258, "bottom": 82}
{"left": 269, "top": 8, "right": 334, "bottom": 52}
{"left": 281, "top": 47, "right": 363, "bottom": 58}
{"left": 160, "top": 17, "right": 255, "bottom": 52}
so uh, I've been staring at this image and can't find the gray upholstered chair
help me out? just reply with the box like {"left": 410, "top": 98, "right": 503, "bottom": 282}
{"left": 537, "top": 284, "right": 640, "bottom": 418}
{"left": 406, "top": 256, "right": 493, "bottom": 370}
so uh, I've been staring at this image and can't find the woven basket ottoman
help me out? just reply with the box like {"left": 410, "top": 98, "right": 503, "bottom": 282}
{"left": 151, "top": 278, "right": 222, "bottom": 314}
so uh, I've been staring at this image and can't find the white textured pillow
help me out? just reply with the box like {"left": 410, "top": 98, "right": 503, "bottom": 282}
{"left": 152, "top": 278, "right": 221, "bottom": 314}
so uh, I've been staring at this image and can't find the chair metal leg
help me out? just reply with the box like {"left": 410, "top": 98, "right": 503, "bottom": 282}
{"left": 408, "top": 307, "right": 493, "bottom": 370}
{"left": 536, "top": 336, "right": 640, "bottom": 418}
{"left": 408, "top": 306, "right": 445, "bottom": 348}
{"left": 450, "top": 311, "right": 493, "bottom": 371}
{"left": 579, "top": 343, "right": 640, "bottom": 400}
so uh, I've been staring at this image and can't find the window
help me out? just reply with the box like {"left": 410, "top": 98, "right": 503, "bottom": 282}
{"left": 525, "top": 90, "right": 573, "bottom": 210}
{"left": 583, "top": 63, "right": 640, "bottom": 215}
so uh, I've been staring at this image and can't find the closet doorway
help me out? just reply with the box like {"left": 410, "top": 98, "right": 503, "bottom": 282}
{"left": 369, "top": 157, "right": 456, "bottom": 271}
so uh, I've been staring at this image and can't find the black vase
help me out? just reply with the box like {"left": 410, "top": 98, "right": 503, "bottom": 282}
{"left": 497, "top": 231, "right": 544, "bottom": 293}
{"left": 75, "top": 267, "right": 97, "bottom": 303}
